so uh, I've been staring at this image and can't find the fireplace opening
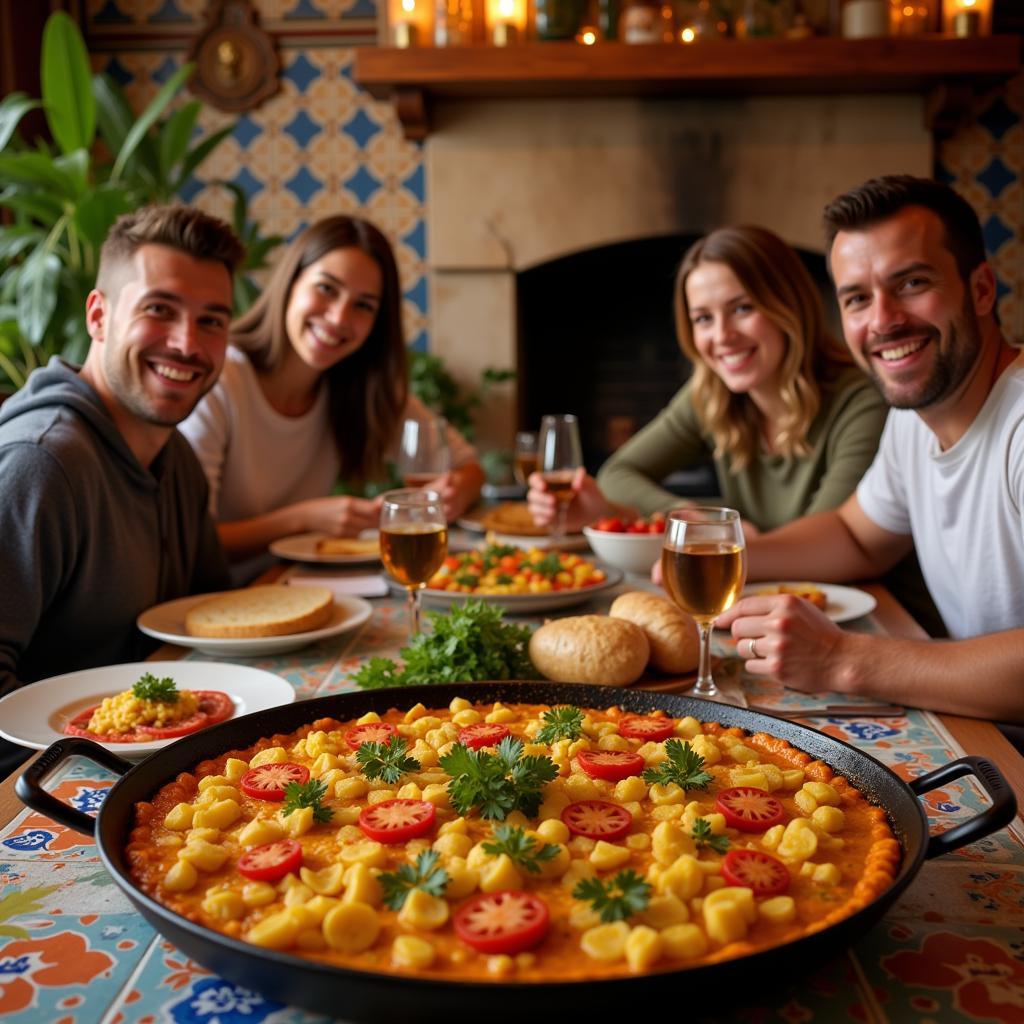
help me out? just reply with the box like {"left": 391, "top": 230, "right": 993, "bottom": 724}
{"left": 516, "top": 232, "right": 837, "bottom": 494}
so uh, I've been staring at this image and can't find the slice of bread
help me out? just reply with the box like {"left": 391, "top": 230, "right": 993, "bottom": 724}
{"left": 315, "top": 536, "right": 380, "bottom": 556}
{"left": 185, "top": 585, "right": 334, "bottom": 638}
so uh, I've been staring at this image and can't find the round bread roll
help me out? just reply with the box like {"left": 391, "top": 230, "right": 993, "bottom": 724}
{"left": 185, "top": 585, "right": 334, "bottom": 638}
{"left": 529, "top": 615, "right": 649, "bottom": 686}
{"left": 609, "top": 591, "right": 699, "bottom": 674}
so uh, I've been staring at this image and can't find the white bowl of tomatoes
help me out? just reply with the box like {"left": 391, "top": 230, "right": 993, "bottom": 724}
{"left": 583, "top": 514, "right": 666, "bottom": 575}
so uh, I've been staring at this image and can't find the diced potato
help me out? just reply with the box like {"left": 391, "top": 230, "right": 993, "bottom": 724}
{"left": 580, "top": 921, "right": 630, "bottom": 962}
{"left": 396, "top": 782, "right": 424, "bottom": 801}
{"left": 758, "top": 895, "right": 797, "bottom": 925}
{"left": 759, "top": 764, "right": 785, "bottom": 792}
{"left": 625, "top": 833, "right": 651, "bottom": 851}
{"left": 223, "top": 758, "right": 248, "bottom": 782}
{"left": 561, "top": 858, "right": 597, "bottom": 891}
{"left": 247, "top": 909, "right": 300, "bottom": 950}
{"left": 636, "top": 741, "right": 668, "bottom": 766}
{"left": 673, "top": 717, "right": 701, "bottom": 740}
{"left": 398, "top": 888, "right": 450, "bottom": 930}
{"left": 249, "top": 746, "right": 289, "bottom": 768}
{"left": 164, "top": 803, "right": 194, "bottom": 831}
{"left": 178, "top": 839, "right": 228, "bottom": 873}
{"left": 651, "top": 821, "right": 695, "bottom": 866}
{"left": 705, "top": 886, "right": 756, "bottom": 922}
{"left": 727, "top": 743, "right": 759, "bottom": 764}
{"left": 567, "top": 738, "right": 592, "bottom": 759}
{"left": 281, "top": 806, "right": 315, "bottom": 838}
{"left": 535, "top": 843, "right": 571, "bottom": 880}
{"left": 439, "top": 816, "right": 468, "bottom": 836}
{"left": 650, "top": 805, "right": 684, "bottom": 822}
{"left": 421, "top": 783, "right": 451, "bottom": 810}
{"left": 452, "top": 708, "right": 482, "bottom": 727}
{"left": 404, "top": 702, "right": 428, "bottom": 723}
{"left": 443, "top": 858, "right": 480, "bottom": 899}
{"left": 356, "top": 711, "right": 382, "bottom": 725}
{"left": 535, "top": 819, "right": 570, "bottom": 845}
{"left": 688, "top": 735, "right": 721, "bottom": 765}
{"left": 537, "top": 790, "right": 571, "bottom": 821}
{"left": 569, "top": 902, "right": 602, "bottom": 930}
{"left": 193, "top": 799, "right": 241, "bottom": 831}
{"left": 657, "top": 855, "right": 703, "bottom": 900}
{"left": 322, "top": 902, "right": 380, "bottom": 953}
{"left": 590, "top": 841, "right": 631, "bottom": 871}
{"left": 186, "top": 826, "right": 220, "bottom": 845}
{"left": 597, "top": 734, "right": 632, "bottom": 752}
{"left": 648, "top": 782, "right": 686, "bottom": 806}
{"left": 567, "top": 836, "right": 596, "bottom": 857}
{"left": 433, "top": 831, "right": 473, "bottom": 860}
{"left": 777, "top": 818, "right": 819, "bottom": 862}
{"left": 162, "top": 858, "right": 198, "bottom": 892}
{"left": 660, "top": 923, "right": 709, "bottom": 960}
{"left": 625, "top": 925, "right": 662, "bottom": 972}
{"left": 449, "top": 696, "right": 472, "bottom": 713}
{"left": 311, "top": 753, "right": 341, "bottom": 776}
{"left": 340, "top": 841, "right": 387, "bottom": 868}
{"left": 392, "top": 934, "right": 435, "bottom": 969}
{"left": 812, "top": 863, "right": 842, "bottom": 885}
{"left": 639, "top": 894, "right": 689, "bottom": 929}
{"left": 342, "top": 863, "right": 382, "bottom": 907}
{"left": 781, "top": 769, "right": 806, "bottom": 789}
{"left": 804, "top": 781, "right": 841, "bottom": 806}
{"left": 761, "top": 824, "right": 785, "bottom": 851}
{"left": 487, "top": 954, "right": 515, "bottom": 977}
{"left": 703, "top": 896, "right": 751, "bottom": 944}
{"left": 300, "top": 864, "right": 345, "bottom": 896}
{"left": 730, "top": 769, "right": 769, "bottom": 791}
{"left": 612, "top": 776, "right": 648, "bottom": 803}
{"left": 485, "top": 706, "right": 516, "bottom": 724}
{"left": 794, "top": 790, "right": 818, "bottom": 815}
{"left": 241, "top": 881, "right": 277, "bottom": 907}
{"left": 366, "top": 788, "right": 398, "bottom": 806}
{"left": 334, "top": 776, "right": 369, "bottom": 801}
{"left": 811, "top": 806, "right": 846, "bottom": 833}
{"left": 563, "top": 774, "right": 602, "bottom": 802}
{"left": 480, "top": 853, "right": 523, "bottom": 893}
{"left": 283, "top": 883, "right": 314, "bottom": 907}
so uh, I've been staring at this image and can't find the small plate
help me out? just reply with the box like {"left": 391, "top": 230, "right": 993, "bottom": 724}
{"left": 741, "top": 582, "right": 877, "bottom": 624}
{"left": 0, "top": 661, "right": 295, "bottom": 759}
{"left": 269, "top": 531, "right": 380, "bottom": 565}
{"left": 137, "top": 593, "right": 373, "bottom": 656}
{"left": 454, "top": 518, "right": 588, "bottom": 552}
{"left": 393, "top": 566, "right": 624, "bottom": 614}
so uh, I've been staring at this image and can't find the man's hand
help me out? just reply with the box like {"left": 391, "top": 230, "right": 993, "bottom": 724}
{"left": 717, "top": 594, "right": 848, "bottom": 693}
{"left": 300, "top": 495, "right": 382, "bottom": 536}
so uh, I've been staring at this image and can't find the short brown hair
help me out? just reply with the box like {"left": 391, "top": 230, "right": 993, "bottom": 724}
{"left": 823, "top": 175, "right": 986, "bottom": 281}
{"left": 97, "top": 204, "right": 245, "bottom": 294}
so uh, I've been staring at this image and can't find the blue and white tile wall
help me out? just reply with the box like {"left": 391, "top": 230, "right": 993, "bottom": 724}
{"left": 87, "top": 0, "right": 429, "bottom": 350}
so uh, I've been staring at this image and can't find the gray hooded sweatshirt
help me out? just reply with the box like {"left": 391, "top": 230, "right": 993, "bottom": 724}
{"left": 0, "top": 359, "right": 229, "bottom": 705}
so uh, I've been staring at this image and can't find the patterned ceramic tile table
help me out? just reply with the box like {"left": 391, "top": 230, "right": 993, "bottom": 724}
{"left": 1, "top": 579, "right": 1021, "bottom": 1023}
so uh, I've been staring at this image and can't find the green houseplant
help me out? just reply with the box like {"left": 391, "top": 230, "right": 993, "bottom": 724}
{"left": 0, "top": 12, "right": 280, "bottom": 395}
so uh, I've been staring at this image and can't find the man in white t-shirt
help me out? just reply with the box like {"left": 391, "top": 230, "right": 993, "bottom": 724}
{"left": 718, "top": 174, "right": 1023, "bottom": 724}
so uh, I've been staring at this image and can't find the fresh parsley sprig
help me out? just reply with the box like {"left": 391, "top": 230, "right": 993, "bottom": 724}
{"left": 642, "top": 739, "right": 714, "bottom": 791}
{"left": 482, "top": 824, "right": 560, "bottom": 874}
{"left": 573, "top": 870, "right": 651, "bottom": 923}
{"left": 379, "top": 850, "right": 449, "bottom": 910}
{"left": 281, "top": 779, "right": 333, "bottom": 824}
{"left": 534, "top": 706, "right": 584, "bottom": 745}
{"left": 531, "top": 553, "right": 562, "bottom": 579}
{"left": 356, "top": 736, "right": 421, "bottom": 784}
{"left": 691, "top": 817, "right": 730, "bottom": 854}
{"left": 132, "top": 673, "right": 178, "bottom": 703}
{"left": 440, "top": 736, "right": 558, "bottom": 820}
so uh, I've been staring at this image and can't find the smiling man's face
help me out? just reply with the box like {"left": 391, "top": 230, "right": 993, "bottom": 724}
{"left": 830, "top": 205, "right": 984, "bottom": 411}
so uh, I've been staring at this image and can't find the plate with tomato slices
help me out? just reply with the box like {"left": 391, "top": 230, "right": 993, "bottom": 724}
{"left": 0, "top": 661, "right": 295, "bottom": 760}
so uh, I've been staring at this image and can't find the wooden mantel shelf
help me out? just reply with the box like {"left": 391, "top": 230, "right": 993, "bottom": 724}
{"left": 354, "top": 36, "right": 1023, "bottom": 140}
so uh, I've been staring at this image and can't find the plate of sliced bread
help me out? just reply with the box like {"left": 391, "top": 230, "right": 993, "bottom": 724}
{"left": 137, "top": 586, "right": 373, "bottom": 655}
{"left": 269, "top": 531, "right": 381, "bottom": 565}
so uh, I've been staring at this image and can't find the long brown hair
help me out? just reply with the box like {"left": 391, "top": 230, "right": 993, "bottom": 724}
{"left": 674, "top": 225, "right": 850, "bottom": 470}
{"left": 231, "top": 216, "right": 407, "bottom": 483}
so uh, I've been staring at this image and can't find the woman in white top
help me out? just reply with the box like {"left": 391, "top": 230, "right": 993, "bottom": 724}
{"left": 180, "top": 215, "right": 483, "bottom": 567}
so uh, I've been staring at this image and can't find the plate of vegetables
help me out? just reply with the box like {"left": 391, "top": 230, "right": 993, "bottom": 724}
{"left": 405, "top": 544, "right": 624, "bottom": 613}
{"left": 0, "top": 661, "right": 295, "bottom": 759}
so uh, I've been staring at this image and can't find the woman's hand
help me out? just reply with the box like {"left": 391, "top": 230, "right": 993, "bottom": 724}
{"left": 417, "top": 464, "right": 484, "bottom": 522}
{"left": 527, "top": 468, "right": 612, "bottom": 533}
{"left": 298, "top": 495, "right": 382, "bottom": 537}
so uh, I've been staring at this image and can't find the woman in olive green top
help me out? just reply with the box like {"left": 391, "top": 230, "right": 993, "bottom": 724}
{"left": 529, "top": 225, "right": 887, "bottom": 535}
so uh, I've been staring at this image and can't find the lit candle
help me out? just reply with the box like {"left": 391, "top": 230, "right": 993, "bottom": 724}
{"left": 393, "top": 0, "right": 420, "bottom": 47}
{"left": 492, "top": 0, "right": 519, "bottom": 45}
{"left": 953, "top": 0, "right": 981, "bottom": 37}
{"left": 679, "top": 25, "right": 696, "bottom": 43}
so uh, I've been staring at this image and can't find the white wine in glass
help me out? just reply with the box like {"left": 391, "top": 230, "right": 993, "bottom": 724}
{"left": 661, "top": 507, "right": 746, "bottom": 699}
{"left": 512, "top": 431, "right": 538, "bottom": 490}
{"left": 380, "top": 489, "right": 448, "bottom": 639}
{"left": 398, "top": 415, "right": 450, "bottom": 489}
{"left": 537, "top": 414, "right": 583, "bottom": 540}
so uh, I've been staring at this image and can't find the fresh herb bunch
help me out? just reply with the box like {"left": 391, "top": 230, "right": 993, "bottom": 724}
{"left": 642, "top": 739, "right": 714, "bottom": 791}
{"left": 281, "top": 780, "right": 333, "bottom": 824}
{"left": 351, "top": 600, "right": 535, "bottom": 690}
{"left": 132, "top": 673, "right": 178, "bottom": 703}
{"left": 482, "top": 824, "right": 560, "bottom": 874}
{"left": 534, "top": 706, "right": 584, "bottom": 744}
{"left": 691, "top": 817, "right": 730, "bottom": 854}
{"left": 379, "top": 850, "right": 449, "bottom": 910}
{"left": 531, "top": 553, "right": 562, "bottom": 579}
{"left": 440, "top": 736, "right": 558, "bottom": 820}
{"left": 356, "top": 736, "right": 421, "bottom": 784}
{"left": 573, "top": 870, "right": 652, "bottom": 923}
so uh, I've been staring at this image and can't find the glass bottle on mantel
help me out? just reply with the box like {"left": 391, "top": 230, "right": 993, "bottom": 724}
{"left": 434, "top": 0, "right": 474, "bottom": 45}
{"left": 598, "top": 0, "right": 621, "bottom": 38}
{"left": 534, "top": 0, "right": 585, "bottom": 38}
{"left": 620, "top": 0, "right": 663, "bottom": 42}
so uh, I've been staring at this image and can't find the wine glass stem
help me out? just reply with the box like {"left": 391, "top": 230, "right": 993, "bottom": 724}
{"left": 553, "top": 501, "right": 567, "bottom": 541}
{"left": 407, "top": 587, "right": 421, "bottom": 639}
{"left": 693, "top": 620, "right": 717, "bottom": 696}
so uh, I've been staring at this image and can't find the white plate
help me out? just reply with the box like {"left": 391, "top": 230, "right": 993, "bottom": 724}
{"left": 393, "top": 566, "right": 624, "bottom": 614}
{"left": 269, "top": 531, "right": 380, "bottom": 565}
{"left": 137, "top": 593, "right": 373, "bottom": 656}
{"left": 0, "top": 661, "right": 295, "bottom": 759}
{"left": 741, "top": 582, "right": 877, "bottom": 624}
{"left": 453, "top": 520, "right": 589, "bottom": 552}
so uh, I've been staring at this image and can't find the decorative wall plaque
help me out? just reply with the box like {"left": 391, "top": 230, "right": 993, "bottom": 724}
{"left": 188, "top": 0, "right": 279, "bottom": 113}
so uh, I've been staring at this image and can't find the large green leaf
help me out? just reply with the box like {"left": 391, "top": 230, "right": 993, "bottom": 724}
{"left": 112, "top": 62, "right": 193, "bottom": 182}
{"left": 158, "top": 101, "right": 200, "bottom": 183}
{"left": 0, "top": 92, "right": 39, "bottom": 153}
{"left": 0, "top": 225, "right": 44, "bottom": 261}
{"left": 0, "top": 187, "right": 64, "bottom": 226}
{"left": 171, "top": 124, "right": 234, "bottom": 192}
{"left": 17, "top": 249, "right": 62, "bottom": 344}
{"left": 73, "top": 186, "right": 133, "bottom": 250}
{"left": 94, "top": 74, "right": 160, "bottom": 191}
{"left": 41, "top": 12, "right": 95, "bottom": 156}
{"left": 0, "top": 153, "right": 78, "bottom": 197}
{"left": 54, "top": 149, "right": 90, "bottom": 198}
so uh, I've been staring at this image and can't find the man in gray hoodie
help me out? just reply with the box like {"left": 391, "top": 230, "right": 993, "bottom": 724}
{"left": 0, "top": 205, "right": 244, "bottom": 773}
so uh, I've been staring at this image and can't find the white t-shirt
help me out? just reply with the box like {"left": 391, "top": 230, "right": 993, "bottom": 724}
{"left": 857, "top": 354, "right": 1024, "bottom": 639}
{"left": 179, "top": 346, "right": 477, "bottom": 522}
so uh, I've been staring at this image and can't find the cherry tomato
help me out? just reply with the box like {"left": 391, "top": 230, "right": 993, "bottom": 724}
{"left": 561, "top": 800, "right": 633, "bottom": 841}
{"left": 721, "top": 848, "right": 790, "bottom": 896}
{"left": 715, "top": 787, "right": 786, "bottom": 832}
{"left": 237, "top": 839, "right": 303, "bottom": 882}
{"left": 594, "top": 517, "right": 626, "bottom": 533}
{"left": 647, "top": 521, "right": 665, "bottom": 534}
{"left": 627, "top": 521, "right": 648, "bottom": 533}
{"left": 618, "top": 716, "right": 676, "bottom": 742}
{"left": 346, "top": 722, "right": 398, "bottom": 750}
{"left": 359, "top": 799, "right": 436, "bottom": 844}
{"left": 576, "top": 749, "right": 645, "bottom": 782}
{"left": 240, "top": 762, "right": 310, "bottom": 801}
{"left": 453, "top": 891, "right": 550, "bottom": 955}
{"left": 458, "top": 723, "right": 510, "bottom": 750}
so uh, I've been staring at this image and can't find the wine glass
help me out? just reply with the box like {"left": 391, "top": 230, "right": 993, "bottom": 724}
{"left": 380, "top": 489, "right": 448, "bottom": 639}
{"left": 398, "top": 414, "right": 451, "bottom": 489}
{"left": 660, "top": 506, "right": 746, "bottom": 699}
{"left": 537, "top": 414, "right": 583, "bottom": 540}
{"left": 512, "top": 431, "right": 538, "bottom": 491}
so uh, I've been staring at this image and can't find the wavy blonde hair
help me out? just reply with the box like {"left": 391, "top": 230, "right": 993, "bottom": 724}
{"left": 674, "top": 225, "right": 850, "bottom": 471}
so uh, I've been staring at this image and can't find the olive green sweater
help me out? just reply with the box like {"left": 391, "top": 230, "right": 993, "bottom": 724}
{"left": 597, "top": 368, "right": 888, "bottom": 530}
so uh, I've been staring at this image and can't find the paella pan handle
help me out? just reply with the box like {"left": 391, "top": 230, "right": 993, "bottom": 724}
{"left": 909, "top": 756, "right": 1017, "bottom": 860}
{"left": 15, "top": 737, "right": 133, "bottom": 837}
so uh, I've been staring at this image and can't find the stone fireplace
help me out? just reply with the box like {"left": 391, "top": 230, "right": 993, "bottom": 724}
{"left": 423, "top": 93, "right": 931, "bottom": 459}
